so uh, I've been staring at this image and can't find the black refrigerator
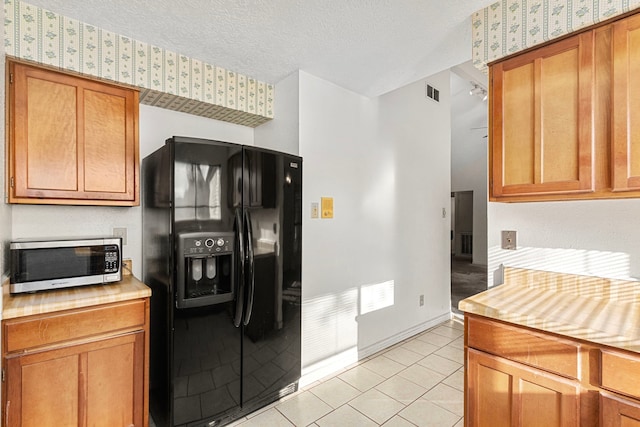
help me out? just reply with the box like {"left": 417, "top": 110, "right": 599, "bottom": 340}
{"left": 142, "top": 136, "right": 302, "bottom": 427}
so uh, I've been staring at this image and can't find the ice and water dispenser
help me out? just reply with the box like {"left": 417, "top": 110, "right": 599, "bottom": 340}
{"left": 176, "top": 231, "right": 234, "bottom": 308}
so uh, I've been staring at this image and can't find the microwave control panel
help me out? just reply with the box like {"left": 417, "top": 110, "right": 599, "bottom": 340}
{"left": 104, "top": 245, "right": 120, "bottom": 273}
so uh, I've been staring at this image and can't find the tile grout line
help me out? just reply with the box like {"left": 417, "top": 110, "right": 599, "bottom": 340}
{"left": 235, "top": 319, "right": 464, "bottom": 426}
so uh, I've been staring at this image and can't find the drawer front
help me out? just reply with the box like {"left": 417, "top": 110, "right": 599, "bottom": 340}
{"left": 467, "top": 315, "right": 581, "bottom": 379}
{"left": 601, "top": 349, "right": 640, "bottom": 400}
{"left": 4, "top": 299, "right": 146, "bottom": 353}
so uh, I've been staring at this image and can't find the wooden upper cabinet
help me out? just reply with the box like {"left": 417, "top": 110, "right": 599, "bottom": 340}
{"left": 8, "top": 59, "right": 139, "bottom": 205}
{"left": 612, "top": 13, "right": 640, "bottom": 192}
{"left": 490, "top": 31, "right": 595, "bottom": 199}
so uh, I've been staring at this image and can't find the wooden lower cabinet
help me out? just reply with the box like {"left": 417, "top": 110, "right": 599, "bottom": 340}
{"left": 467, "top": 348, "right": 580, "bottom": 427}
{"left": 465, "top": 314, "right": 640, "bottom": 426}
{"left": 2, "top": 299, "right": 149, "bottom": 427}
{"left": 601, "top": 392, "right": 640, "bottom": 427}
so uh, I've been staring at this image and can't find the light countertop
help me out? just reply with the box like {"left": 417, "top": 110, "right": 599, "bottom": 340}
{"left": 459, "top": 267, "right": 640, "bottom": 353}
{"left": 3, "top": 274, "right": 151, "bottom": 320}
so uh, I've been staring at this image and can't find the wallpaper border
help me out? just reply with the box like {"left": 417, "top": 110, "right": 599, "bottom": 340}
{"left": 472, "top": 0, "right": 640, "bottom": 71}
{"left": 4, "top": 0, "right": 274, "bottom": 127}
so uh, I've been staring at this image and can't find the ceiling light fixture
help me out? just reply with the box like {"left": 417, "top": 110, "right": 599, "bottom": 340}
{"left": 469, "top": 83, "right": 488, "bottom": 101}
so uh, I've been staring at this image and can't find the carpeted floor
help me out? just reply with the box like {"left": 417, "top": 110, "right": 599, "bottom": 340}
{"left": 451, "top": 256, "right": 487, "bottom": 315}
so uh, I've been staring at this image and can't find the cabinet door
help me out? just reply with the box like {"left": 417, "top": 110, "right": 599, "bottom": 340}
{"left": 9, "top": 61, "right": 139, "bottom": 205}
{"left": 4, "top": 332, "right": 145, "bottom": 427}
{"left": 86, "top": 333, "right": 145, "bottom": 427}
{"left": 466, "top": 348, "right": 580, "bottom": 427}
{"left": 5, "top": 351, "right": 80, "bottom": 427}
{"left": 601, "top": 392, "right": 640, "bottom": 427}
{"left": 612, "top": 13, "right": 640, "bottom": 192}
{"left": 490, "top": 31, "right": 595, "bottom": 199}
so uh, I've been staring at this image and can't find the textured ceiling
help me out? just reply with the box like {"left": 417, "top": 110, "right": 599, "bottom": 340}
{"left": 25, "top": 0, "right": 493, "bottom": 97}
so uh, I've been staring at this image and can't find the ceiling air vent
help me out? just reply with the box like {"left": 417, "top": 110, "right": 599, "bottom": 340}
{"left": 425, "top": 83, "right": 440, "bottom": 102}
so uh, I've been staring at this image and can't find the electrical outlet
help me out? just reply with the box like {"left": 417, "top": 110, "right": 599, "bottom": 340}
{"left": 311, "top": 203, "right": 319, "bottom": 219}
{"left": 122, "top": 259, "right": 132, "bottom": 275}
{"left": 419, "top": 294, "right": 424, "bottom": 306}
{"left": 113, "top": 227, "right": 127, "bottom": 245}
{"left": 501, "top": 230, "right": 517, "bottom": 250}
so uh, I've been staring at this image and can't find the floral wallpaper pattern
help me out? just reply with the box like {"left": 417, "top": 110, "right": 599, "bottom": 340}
{"left": 472, "top": 0, "right": 640, "bottom": 71}
{"left": 4, "top": 0, "right": 274, "bottom": 127}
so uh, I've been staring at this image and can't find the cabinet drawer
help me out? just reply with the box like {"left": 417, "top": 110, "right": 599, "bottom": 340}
{"left": 467, "top": 315, "right": 581, "bottom": 379}
{"left": 600, "top": 349, "right": 640, "bottom": 400}
{"left": 3, "top": 299, "right": 146, "bottom": 353}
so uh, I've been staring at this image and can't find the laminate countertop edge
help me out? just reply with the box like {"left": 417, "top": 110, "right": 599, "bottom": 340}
{"left": 459, "top": 281, "right": 640, "bottom": 354}
{"left": 2, "top": 275, "right": 152, "bottom": 320}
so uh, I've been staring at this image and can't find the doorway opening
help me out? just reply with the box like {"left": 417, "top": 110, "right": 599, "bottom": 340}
{"left": 450, "top": 62, "right": 489, "bottom": 315}
{"left": 450, "top": 191, "right": 487, "bottom": 315}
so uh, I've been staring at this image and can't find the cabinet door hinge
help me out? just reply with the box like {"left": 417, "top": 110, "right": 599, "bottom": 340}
{"left": 9, "top": 73, "right": 13, "bottom": 84}
{"left": 2, "top": 368, "right": 5, "bottom": 382}
{"left": 10, "top": 177, "right": 14, "bottom": 188}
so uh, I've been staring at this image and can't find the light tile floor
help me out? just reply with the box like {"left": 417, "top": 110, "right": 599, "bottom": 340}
{"left": 230, "top": 319, "right": 465, "bottom": 427}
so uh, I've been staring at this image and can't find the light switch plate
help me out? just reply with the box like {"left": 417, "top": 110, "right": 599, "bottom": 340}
{"left": 311, "top": 203, "right": 319, "bottom": 219}
{"left": 501, "top": 230, "right": 516, "bottom": 250}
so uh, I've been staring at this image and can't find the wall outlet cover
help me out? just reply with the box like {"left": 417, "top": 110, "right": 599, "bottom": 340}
{"left": 501, "top": 230, "right": 517, "bottom": 250}
{"left": 122, "top": 259, "right": 132, "bottom": 275}
{"left": 113, "top": 227, "right": 128, "bottom": 245}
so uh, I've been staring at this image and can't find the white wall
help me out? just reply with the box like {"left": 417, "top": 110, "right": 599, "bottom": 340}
{"left": 10, "top": 104, "right": 253, "bottom": 278}
{"left": 254, "top": 72, "right": 300, "bottom": 155}
{"left": 376, "top": 70, "right": 453, "bottom": 339}
{"left": 299, "top": 71, "right": 382, "bottom": 375}
{"left": 488, "top": 199, "right": 640, "bottom": 285}
{"left": 299, "top": 70, "right": 452, "bottom": 381}
{"left": 450, "top": 71, "right": 488, "bottom": 266}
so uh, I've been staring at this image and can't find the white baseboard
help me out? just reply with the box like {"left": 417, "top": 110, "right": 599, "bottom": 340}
{"left": 357, "top": 312, "right": 452, "bottom": 360}
{"left": 300, "top": 312, "right": 452, "bottom": 388}
{"left": 300, "top": 347, "right": 359, "bottom": 388}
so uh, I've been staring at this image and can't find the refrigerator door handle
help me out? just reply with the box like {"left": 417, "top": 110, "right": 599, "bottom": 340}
{"left": 243, "top": 210, "right": 255, "bottom": 326}
{"left": 233, "top": 208, "right": 245, "bottom": 328}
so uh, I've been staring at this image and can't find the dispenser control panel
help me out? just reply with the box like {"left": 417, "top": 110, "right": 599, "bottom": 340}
{"left": 181, "top": 233, "right": 234, "bottom": 255}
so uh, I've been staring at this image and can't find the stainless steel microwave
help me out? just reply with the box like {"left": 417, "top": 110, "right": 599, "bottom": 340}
{"left": 10, "top": 237, "right": 122, "bottom": 294}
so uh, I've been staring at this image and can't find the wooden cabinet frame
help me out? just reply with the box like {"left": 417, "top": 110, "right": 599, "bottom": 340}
{"left": 612, "top": 13, "right": 640, "bottom": 192}
{"left": 4, "top": 332, "right": 145, "bottom": 427}
{"left": 6, "top": 58, "right": 139, "bottom": 206}
{"left": 465, "top": 313, "right": 640, "bottom": 427}
{"left": 489, "top": 11, "right": 640, "bottom": 202}
{"left": 2, "top": 299, "right": 149, "bottom": 427}
{"left": 601, "top": 392, "right": 640, "bottom": 426}
{"left": 467, "top": 348, "right": 581, "bottom": 427}
{"left": 490, "top": 32, "right": 595, "bottom": 199}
